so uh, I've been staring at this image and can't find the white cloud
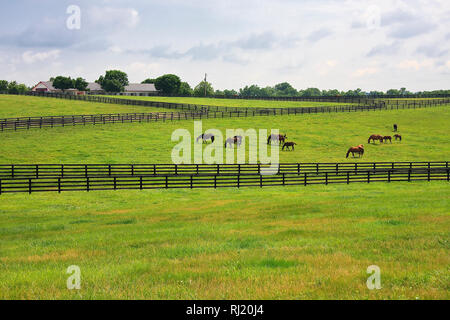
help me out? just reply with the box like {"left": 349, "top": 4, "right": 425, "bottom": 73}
{"left": 88, "top": 7, "right": 140, "bottom": 29}
{"left": 397, "top": 59, "right": 433, "bottom": 71}
{"left": 22, "top": 50, "right": 60, "bottom": 64}
{"left": 352, "top": 67, "right": 378, "bottom": 77}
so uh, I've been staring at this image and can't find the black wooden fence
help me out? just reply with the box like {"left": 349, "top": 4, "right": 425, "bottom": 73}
{"left": 0, "top": 162, "right": 447, "bottom": 194}
{"left": 22, "top": 92, "right": 450, "bottom": 113}
{"left": 0, "top": 105, "right": 385, "bottom": 132}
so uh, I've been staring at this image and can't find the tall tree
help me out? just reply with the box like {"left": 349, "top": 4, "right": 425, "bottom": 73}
{"left": 102, "top": 79, "right": 124, "bottom": 93}
{"left": 154, "top": 74, "right": 181, "bottom": 95}
{"left": 73, "top": 77, "right": 88, "bottom": 91}
{"left": 52, "top": 76, "right": 74, "bottom": 91}
{"left": 274, "top": 82, "right": 297, "bottom": 96}
{"left": 142, "top": 78, "right": 156, "bottom": 84}
{"left": 7, "top": 81, "right": 28, "bottom": 94}
{"left": 0, "top": 80, "right": 8, "bottom": 92}
{"left": 194, "top": 81, "right": 214, "bottom": 97}
{"left": 97, "top": 70, "right": 129, "bottom": 92}
{"left": 178, "top": 81, "right": 193, "bottom": 96}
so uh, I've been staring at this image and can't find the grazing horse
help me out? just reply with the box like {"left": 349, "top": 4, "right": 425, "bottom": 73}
{"left": 282, "top": 142, "right": 297, "bottom": 151}
{"left": 224, "top": 136, "right": 241, "bottom": 148}
{"left": 368, "top": 134, "right": 384, "bottom": 144}
{"left": 383, "top": 135, "right": 392, "bottom": 143}
{"left": 393, "top": 124, "right": 398, "bottom": 132}
{"left": 346, "top": 144, "right": 364, "bottom": 158}
{"left": 394, "top": 134, "right": 402, "bottom": 141}
{"left": 196, "top": 133, "right": 215, "bottom": 144}
{"left": 267, "top": 134, "right": 287, "bottom": 145}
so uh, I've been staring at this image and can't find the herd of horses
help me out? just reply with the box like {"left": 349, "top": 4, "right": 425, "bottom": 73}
{"left": 196, "top": 133, "right": 297, "bottom": 151}
{"left": 197, "top": 124, "right": 402, "bottom": 158}
{"left": 346, "top": 124, "right": 402, "bottom": 158}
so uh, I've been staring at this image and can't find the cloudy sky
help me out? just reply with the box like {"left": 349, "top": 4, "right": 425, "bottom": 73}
{"left": 0, "top": 0, "right": 449, "bottom": 91}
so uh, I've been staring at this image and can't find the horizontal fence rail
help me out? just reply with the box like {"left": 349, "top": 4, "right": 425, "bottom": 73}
{"left": 0, "top": 162, "right": 447, "bottom": 194}
{"left": 9, "top": 92, "right": 450, "bottom": 114}
{"left": 1, "top": 92, "right": 448, "bottom": 132}
{"left": 0, "top": 105, "right": 388, "bottom": 132}
{"left": 0, "top": 162, "right": 448, "bottom": 179}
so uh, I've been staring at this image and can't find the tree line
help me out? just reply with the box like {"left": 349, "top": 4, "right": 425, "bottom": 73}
{"left": 1, "top": 72, "right": 449, "bottom": 97}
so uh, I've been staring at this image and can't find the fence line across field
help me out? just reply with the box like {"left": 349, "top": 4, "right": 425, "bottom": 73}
{"left": 0, "top": 166, "right": 448, "bottom": 194}
{"left": 0, "top": 105, "right": 385, "bottom": 132}
{"left": 0, "top": 161, "right": 448, "bottom": 179}
{"left": 1, "top": 93, "right": 448, "bottom": 132}
{"left": 13, "top": 92, "right": 450, "bottom": 114}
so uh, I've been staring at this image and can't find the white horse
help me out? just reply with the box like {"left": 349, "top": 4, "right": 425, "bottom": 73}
{"left": 196, "top": 133, "right": 215, "bottom": 143}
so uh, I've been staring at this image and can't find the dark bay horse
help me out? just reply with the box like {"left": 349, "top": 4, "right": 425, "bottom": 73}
{"left": 267, "top": 134, "right": 287, "bottom": 145}
{"left": 394, "top": 134, "right": 402, "bottom": 141}
{"left": 282, "top": 142, "right": 297, "bottom": 151}
{"left": 383, "top": 135, "right": 392, "bottom": 143}
{"left": 368, "top": 134, "right": 384, "bottom": 144}
{"left": 346, "top": 144, "right": 364, "bottom": 158}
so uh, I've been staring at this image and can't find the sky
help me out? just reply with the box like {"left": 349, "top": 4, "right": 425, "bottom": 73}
{"left": 0, "top": 0, "right": 449, "bottom": 91}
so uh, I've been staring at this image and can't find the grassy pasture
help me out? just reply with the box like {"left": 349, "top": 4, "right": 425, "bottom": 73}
{"left": 0, "top": 95, "right": 169, "bottom": 118}
{"left": 0, "top": 106, "right": 448, "bottom": 164}
{"left": 0, "top": 182, "right": 449, "bottom": 299}
{"left": 104, "top": 95, "right": 357, "bottom": 108}
{"left": 0, "top": 95, "right": 448, "bottom": 299}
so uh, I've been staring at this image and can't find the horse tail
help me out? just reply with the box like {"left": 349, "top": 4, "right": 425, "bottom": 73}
{"left": 368, "top": 137, "right": 371, "bottom": 143}
{"left": 267, "top": 136, "right": 271, "bottom": 144}
{"left": 196, "top": 134, "right": 203, "bottom": 143}
{"left": 346, "top": 149, "right": 351, "bottom": 158}
{"left": 211, "top": 135, "right": 215, "bottom": 143}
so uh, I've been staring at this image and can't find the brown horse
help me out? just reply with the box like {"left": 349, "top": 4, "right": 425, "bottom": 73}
{"left": 282, "top": 142, "right": 297, "bottom": 151}
{"left": 368, "top": 134, "right": 384, "bottom": 144}
{"left": 268, "top": 134, "right": 287, "bottom": 145}
{"left": 346, "top": 144, "right": 364, "bottom": 158}
{"left": 394, "top": 134, "right": 402, "bottom": 141}
{"left": 383, "top": 135, "right": 392, "bottom": 143}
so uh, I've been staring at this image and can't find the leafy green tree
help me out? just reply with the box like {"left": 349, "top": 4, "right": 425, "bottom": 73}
{"left": 239, "top": 85, "right": 263, "bottom": 97}
{"left": 73, "top": 77, "right": 88, "bottom": 91}
{"left": 102, "top": 79, "right": 124, "bottom": 92}
{"left": 53, "top": 76, "right": 74, "bottom": 91}
{"left": 97, "top": 70, "right": 129, "bottom": 91}
{"left": 7, "top": 81, "right": 28, "bottom": 94}
{"left": 142, "top": 78, "right": 156, "bottom": 84}
{"left": 154, "top": 74, "right": 181, "bottom": 95}
{"left": 322, "top": 89, "right": 341, "bottom": 96}
{"left": 178, "top": 81, "right": 193, "bottom": 96}
{"left": 301, "top": 88, "right": 322, "bottom": 96}
{"left": 386, "top": 89, "right": 400, "bottom": 95}
{"left": 0, "top": 80, "right": 8, "bottom": 92}
{"left": 260, "top": 86, "right": 276, "bottom": 97}
{"left": 223, "top": 89, "right": 238, "bottom": 97}
{"left": 194, "top": 81, "right": 214, "bottom": 97}
{"left": 274, "top": 82, "right": 297, "bottom": 96}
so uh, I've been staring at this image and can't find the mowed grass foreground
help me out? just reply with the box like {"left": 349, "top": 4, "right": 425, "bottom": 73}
{"left": 0, "top": 182, "right": 449, "bottom": 299}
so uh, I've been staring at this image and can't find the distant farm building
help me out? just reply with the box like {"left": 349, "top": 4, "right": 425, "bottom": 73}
{"left": 31, "top": 81, "right": 62, "bottom": 93}
{"left": 117, "top": 83, "right": 158, "bottom": 96}
{"left": 31, "top": 81, "right": 158, "bottom": 96}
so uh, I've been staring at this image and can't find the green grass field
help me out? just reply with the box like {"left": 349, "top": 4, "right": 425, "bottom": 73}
{"left": 105, "top": 95, "right": 356, "bottom": 108}
{"left": 0, "top": 106, "right": 448, "bottom": 163}
{"left": 0, "top": 95, "right": 448, "bottom": 299}
{"left": 0, "top": 95, "right": 169, "bottom": 118}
